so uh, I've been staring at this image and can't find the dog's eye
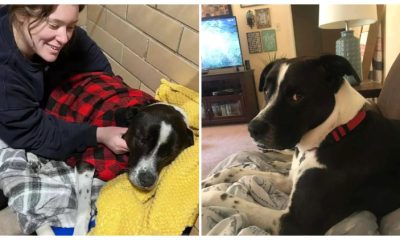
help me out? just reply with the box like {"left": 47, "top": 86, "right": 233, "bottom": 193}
{"left": 264, "top": 92, "right": 268, "bottom": 100}
{"left": 137, "top": 137, "right": 147, "bottom": 146}
{"left": 291, "top": 93, "right": 304, "bottom": 103}
{"left": 264, "top": 91, "right": 271, "bottom": 101}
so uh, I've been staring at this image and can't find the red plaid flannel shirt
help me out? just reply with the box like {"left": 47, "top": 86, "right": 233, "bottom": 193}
{"left": 45, "top": 72, "right": 154, "bottom": 181}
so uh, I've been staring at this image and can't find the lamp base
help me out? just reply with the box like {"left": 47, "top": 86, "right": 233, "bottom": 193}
{"left": 336, "top": 30, "right": 362, "bottom": 86}
{"left": 344, "top": 75, "right": 359, "bottom": 86}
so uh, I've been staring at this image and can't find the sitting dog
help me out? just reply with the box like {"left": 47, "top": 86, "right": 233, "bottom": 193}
{"left": 202, "top": 55, "right": 400, "bottom": 235}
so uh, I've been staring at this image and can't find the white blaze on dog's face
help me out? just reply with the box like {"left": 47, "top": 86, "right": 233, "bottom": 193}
{"left": 122, "top": 103, "right": 194, "bottom": 190}
{"left": 128, "top": 121, "right": 171, "bottom": 190}
{"left": 248, "top": 55, "right": 362, "bottom": 151}
{"left": 261, "top": 63, "right": 290, "bottom": 114}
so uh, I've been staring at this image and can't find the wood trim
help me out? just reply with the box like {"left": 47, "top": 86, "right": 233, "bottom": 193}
{"left": 362, "top": 5, "right": 386, "bottom": 80}
{"left": 353, "top": 80, "right": 382, "bottom": 98}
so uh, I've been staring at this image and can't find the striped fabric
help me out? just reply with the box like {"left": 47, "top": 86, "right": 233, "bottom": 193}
{"left": 0, "top": 138, "right": 104, "bottom": 234}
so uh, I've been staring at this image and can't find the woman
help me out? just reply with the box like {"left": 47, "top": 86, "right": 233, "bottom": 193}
{"left": 0, "top": 5, "right": 128, "bottom": 234}
{"left": 0, "top": 5, "right": 128, "bottom": 159}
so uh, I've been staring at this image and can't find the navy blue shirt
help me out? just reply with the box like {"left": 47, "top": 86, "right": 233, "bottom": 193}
{"left": 0, "top": 6, "right": 113, "bottom": 160}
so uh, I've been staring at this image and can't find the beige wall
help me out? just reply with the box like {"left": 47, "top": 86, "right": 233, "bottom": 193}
{"left": 231, "top": 4, "right": 296, "bottom": 109}
{"left": 385, "top": 5, "right": 400, "bottom": 77}
{"left": 232, "top": 4, "right": 400, "bottom": 108}
{"left": 84, "top": 4, "right": 199, "bottom": 96}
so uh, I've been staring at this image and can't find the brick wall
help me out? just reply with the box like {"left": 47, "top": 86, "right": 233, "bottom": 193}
{"left": 84, "top": 4, "right": 199, "bottom": 96}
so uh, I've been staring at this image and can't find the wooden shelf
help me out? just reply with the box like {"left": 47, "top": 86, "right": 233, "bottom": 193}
{"left": 353, "top": 80, "right": 382, "bottom": 98}
{"left": 202, "top": 70, "right": 259, "bottom": 126}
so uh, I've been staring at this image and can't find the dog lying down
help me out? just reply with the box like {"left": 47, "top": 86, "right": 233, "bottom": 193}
{"left": 202, "top": 55, "right": 400, "bottom": 235}
{"left": 115, "top": 103, "right": 194, "bottom": 190}
{"left": 69, "top": 103, "right": 195, "bottom": 235}
{"left": 37, "top": 103, "right": 195, "bottom": 236}
{"left": 36, "top": 73, "right": 195, "bottom": 235}
{"left": 1, "top": 73, "right": 195, "bottom": 235}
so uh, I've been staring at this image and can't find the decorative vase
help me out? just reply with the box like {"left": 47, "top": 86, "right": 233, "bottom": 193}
{"left": 336, "top": 30, "right": 362, "bottom": 85}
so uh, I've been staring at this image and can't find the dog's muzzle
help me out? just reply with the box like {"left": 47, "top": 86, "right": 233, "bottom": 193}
{"left": 248, "top": 118, "right": 269, "bottom": 142}
{"left": 248, "top": 118, "right": 279, "bottom": 152}
{"left": 137, "top": 170, "right": 157, "bottom": 189}
{"left": 128, "top": 169, "right": 158, "bottom": 191}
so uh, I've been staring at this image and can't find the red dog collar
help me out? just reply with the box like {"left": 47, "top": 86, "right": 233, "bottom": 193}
{"left": 330, "top": 110, "right": 366, "bottom": 142}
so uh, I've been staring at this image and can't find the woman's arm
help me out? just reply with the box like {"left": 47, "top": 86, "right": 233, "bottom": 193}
{"left": 0, "top": 107, "right": 129, "bottom": 160}
{"left": 0, "top": 106, "right": 97, "bottom": 160}
{"left": 0, "top": 68, "right": 127, "bottom": 160}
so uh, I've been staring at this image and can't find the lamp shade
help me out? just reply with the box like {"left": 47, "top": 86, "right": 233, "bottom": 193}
{"left": 319, "top": 5, "right": 377, "bottom": 29}
{"left": 318, "top": 4, "right": 378, "bottom": 85}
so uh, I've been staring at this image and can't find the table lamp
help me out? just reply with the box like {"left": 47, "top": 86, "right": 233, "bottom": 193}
{"left": 319, "top": 4, "right": 377, "bottom": 85}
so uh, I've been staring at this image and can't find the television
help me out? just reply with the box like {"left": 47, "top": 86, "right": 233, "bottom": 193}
{"left": 201, "top": 16, "right": 244, "bottom": 71}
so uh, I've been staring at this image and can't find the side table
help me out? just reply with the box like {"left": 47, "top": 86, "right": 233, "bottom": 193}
{"left": 353, "top": 81, "right": 382, "bottom": 98}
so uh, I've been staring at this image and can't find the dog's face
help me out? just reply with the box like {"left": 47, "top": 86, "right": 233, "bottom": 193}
{"left": 248, "top": 55, "right": 360, "bottom": 151}
{"left": 115, "top": 103, "right": 194, "bottom": 190}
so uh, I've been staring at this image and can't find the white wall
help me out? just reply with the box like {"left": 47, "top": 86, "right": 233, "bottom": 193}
{"left": 385, "top": 5, "right": 400, "bottom": 78}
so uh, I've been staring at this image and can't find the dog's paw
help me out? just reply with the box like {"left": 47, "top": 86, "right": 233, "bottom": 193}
{"left": 202, "top": 167, "right": 246, "bottom": 188}
{"left": 202, "top": 190, "right": 235, "bottom": 207}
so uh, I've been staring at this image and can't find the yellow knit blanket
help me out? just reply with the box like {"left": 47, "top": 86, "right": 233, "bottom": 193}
{"left": 90, "top": 79, "right": 199, "bottom": 235}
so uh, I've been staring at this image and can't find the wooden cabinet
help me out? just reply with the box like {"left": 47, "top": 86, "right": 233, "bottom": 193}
{"left": 202, "top": 70, "right": 259, "bottom": 126}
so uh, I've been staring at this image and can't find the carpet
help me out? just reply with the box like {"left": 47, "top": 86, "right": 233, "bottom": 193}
{"left": 201, "top": 123, "right": 258, "bottom": 179}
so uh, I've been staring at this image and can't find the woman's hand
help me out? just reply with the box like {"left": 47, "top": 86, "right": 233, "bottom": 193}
{"left": 96, "top": 126, "right": 129, "bottom": 154}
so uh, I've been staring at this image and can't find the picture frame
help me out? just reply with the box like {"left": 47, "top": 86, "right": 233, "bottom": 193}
{"left": 246, "top": 32, "right": 263, "bottom": 54}
{"left": 240, "top": 4, "right": 262, "bottom": 8}
{"left": 202, "top": 5, "right": 232, "bottom": 19}
{"left": 261, "top": 29, "right": 277, "bottom": 52}
{"left": 255, "top": 8, "right": 271, "bottom": 29}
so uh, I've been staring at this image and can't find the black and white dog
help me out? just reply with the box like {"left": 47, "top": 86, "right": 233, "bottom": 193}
{"left": 115, "top": 103, "right": 194, "bottom": 190}
{"left": 70, "top": 103, "right": 194, "bottom": 235}
{"left": 202, "top": 55, "right": 400, "bottom": 235}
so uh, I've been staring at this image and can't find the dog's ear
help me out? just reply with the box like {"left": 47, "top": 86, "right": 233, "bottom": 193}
{"left": 185, "top": 128, "right": 194, "bottom": 148}
{"left": 115, "top": 106, "right": 141, "bottom": 127}
{"left": 259, "top": 59, "right": 287, "bottom": 92}
{"left": 259, "top": 61, "right": 277, "bottom": 92}
{"left": 143, "top": 99, "right": 157, "bottom": 106}
{"left": 319, "top": 54, "right": 361, "bottom": 92}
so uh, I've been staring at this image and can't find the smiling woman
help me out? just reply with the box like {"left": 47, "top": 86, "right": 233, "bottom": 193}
{"left": 10, "top": 5, "right": 82, "bottom": 61}
{"left": 1, "top": 4, "right": 130, "bottom": 163}
{"left": 0, "top": 4, "right": 131, "bottom": 235}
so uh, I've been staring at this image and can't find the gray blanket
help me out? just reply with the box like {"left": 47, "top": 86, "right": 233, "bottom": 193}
{"left": 0, "top": 138, "right": 103, "bottom": 234}
{"left": 202, "top": 150, "right": 400, "bottom": 235}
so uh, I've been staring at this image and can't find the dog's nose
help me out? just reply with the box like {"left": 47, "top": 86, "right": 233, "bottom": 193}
{"left": 248, "top": 119, "right": 268, "bottom": 140}
{"left": 138, "top": 171, "right": 156, "bottom": 188}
